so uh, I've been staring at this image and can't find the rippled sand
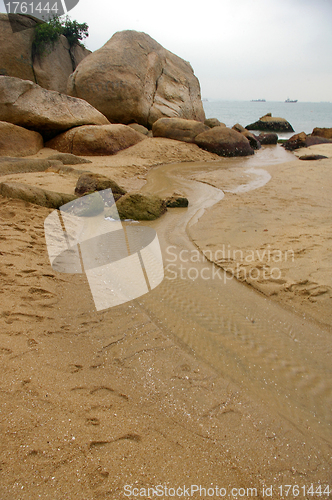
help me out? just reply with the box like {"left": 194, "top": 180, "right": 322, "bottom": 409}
{"left": 0, "top": 140, "right": 331, "bottom": 498}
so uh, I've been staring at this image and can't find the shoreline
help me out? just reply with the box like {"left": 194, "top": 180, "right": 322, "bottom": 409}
{"left": 189, "top": 144, "right": 332, "bottom": 329}
{"left": 1, "top": 140, "right": 331, "bottom": 497}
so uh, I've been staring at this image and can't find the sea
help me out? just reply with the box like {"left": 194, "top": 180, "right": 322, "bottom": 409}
{"left": 203, "top": 100, "right": 332, "bottom": 139}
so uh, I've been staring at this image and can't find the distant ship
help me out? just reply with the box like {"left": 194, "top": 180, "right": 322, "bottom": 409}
{"left": 251, "top": 99, "right": 266, "bottom": 102}
{"left": 202, "top": 98, "right": 208, "bottom": 102}
{"left": 285, "top": 98, "right": 298, "bottom": 103}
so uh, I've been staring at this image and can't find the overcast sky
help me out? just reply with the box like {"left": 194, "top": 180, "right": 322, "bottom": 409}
{"left": 1, "top": 0, "right": 332, "bottom": 102}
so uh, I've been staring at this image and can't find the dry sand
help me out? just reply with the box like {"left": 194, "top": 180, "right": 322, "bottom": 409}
{"left": 0, "top": 139, "right": 331, "bottom": 498}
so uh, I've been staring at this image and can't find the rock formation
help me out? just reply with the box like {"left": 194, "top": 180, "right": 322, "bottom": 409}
{"left": 0, "top": 157, "right": 63, "bottom": 176}
{"left": 0, "top": 14, "right": 90, "bottom": 93}
{"left": 195, "top": 126, "right": 254, "bottom": 157}
{"left": 152, "top": 118, "right": 209, "bottom": 143}
{"left": 0, "top": 14, "right": 41, "bottom": 82}
{"left": 232, "top": 123, "right": 261, "bottom": 150}
{"left": 312, "top": 127, "right": 332, "bottom": 139}
{"left": 257, "top": 132, "right": 278, "bottom": 145}
{"left": 111, "top": 193, "right": 167, "bottom": 221}
{"left": 246, "top": 113, "right": 294, "bottom": 132}
{"left": 75, "top": 172, "right": 126, "bottom": 198}
{"left": 283, "top": 132, "right": 332, "bottom": 151}
{"left": 0, "top": 181, "right": 76, "bottom": 208}
{"left": 204, "top": 118, "right": 225, "bottom": 128}
{"left": 46, "top": 124, "right": 146, "bottom": 156}
{"left": 0, "top": 121, "right": 43, "bottom": 156}
{"left": 33, "top": 36, "right": 91, "bottom": 94}
{"left": 68, "top": 30, "right": 205, "bottom": 128}
{"left": 0, "top": 76, "right": 109, "bottom": 139}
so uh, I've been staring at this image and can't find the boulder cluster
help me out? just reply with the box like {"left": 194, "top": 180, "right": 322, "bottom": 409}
{"left": 283, "top": 129, "right": 332, "bottom": 151}
{"left": 1, "top": 14, "right": 331, "bottom": 219}
{"left": 0, "top": 14, "right": 265, "bottom": 160}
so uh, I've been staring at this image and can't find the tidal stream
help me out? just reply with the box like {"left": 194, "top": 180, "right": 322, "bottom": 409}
{"left": 131, "top": 146, "right": 331, "bottom": 448}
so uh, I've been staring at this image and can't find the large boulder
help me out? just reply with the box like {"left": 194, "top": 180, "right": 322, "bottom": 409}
{"left": 0, "top": 14, "right": 41, "bottom": 81}
{"left": 0, "top": 14, "right": 91, "bottom": 93}
{"left": 152, "top": 118, "right": 209, "bottom": 143}
{"left": 232, "top": 123, "right": 261, "bottom": 150}
{"left": 0, "top": 76, "right": 109, "bottom": 140}
{"left": 46, "top": 124, "right": 146, "bottom": 156}
{"left": 195, "top": 126, "right": 254, "bottom": 157}
{"left": 312, "top": 127, "right": 332, "bottom": 139}
{"left": 75, "top": 172, "right": 126, "bottom": 198}
{"left": 110, "top": 193, "right": 167, "bottom": 221}
{"left": 33, "top": 36, "right": 91, "bottom": 94}
{"left": 0, "top": 181, "right": 76, "bottom": 208}
{"left": 246, "top": 113, "right": 294, "bottom": 132}
{"left": 68, "top": 30, "right": 205, "bottom": 128}
{"left": 0, "top": 121, "right": 43, "bottom": 157}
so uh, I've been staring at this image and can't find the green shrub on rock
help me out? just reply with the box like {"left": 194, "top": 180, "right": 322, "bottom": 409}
{"left": 33, "top": 16, "right": 89, "bottom": 56}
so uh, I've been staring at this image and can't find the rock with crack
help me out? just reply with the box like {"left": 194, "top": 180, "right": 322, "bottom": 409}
{"left": 0, "top": 13, "right": 91, "bottom": 94}
{"left": 232, "top": 123, "right": 261, "bottom": 150}
{"left": 0, "top": 76, "right": 109, "bottom": 140}
{"left": 67, "top": 30, "right": 205, "bottom": 128}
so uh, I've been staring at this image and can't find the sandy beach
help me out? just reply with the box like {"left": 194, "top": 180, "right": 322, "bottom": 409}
{"left": 190, "top": 143, "right": 332, "bottom": 328}
{"left": 0, "top": 139, "right": 331, "bottom": 499}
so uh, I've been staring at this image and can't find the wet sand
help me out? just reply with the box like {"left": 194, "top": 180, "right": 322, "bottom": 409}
{"left": 0, "top": 140, "right": 331, "bottom": 498}
{"left": 190, "top": 144, "right": 332, "bottom": 328}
